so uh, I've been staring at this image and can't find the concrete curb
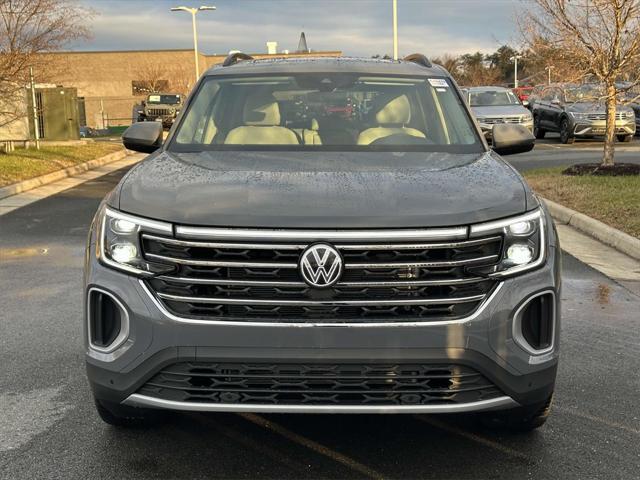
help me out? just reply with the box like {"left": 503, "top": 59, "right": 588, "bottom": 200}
{"left": 0, "top": 149, "right": 128, "bottom": 200}
{"left": 542, "top": 196, "right": 640, "bottom": 260}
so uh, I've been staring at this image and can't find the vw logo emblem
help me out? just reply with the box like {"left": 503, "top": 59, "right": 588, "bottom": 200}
{"left": 299, "top": 244, "right": 343, "bottom": 288}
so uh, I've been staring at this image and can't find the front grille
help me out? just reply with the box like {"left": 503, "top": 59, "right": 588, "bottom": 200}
{"left": 584, "top": 112, "right": 628, "bottom": 121}
{"left": 142, "top": 230, "right": 501, "bottom": 323}
{"left": 138, "top": 362, "right": 503, "bottom": 406}
{"left": 147, "top": 108, "right": 172, "bottom": 116}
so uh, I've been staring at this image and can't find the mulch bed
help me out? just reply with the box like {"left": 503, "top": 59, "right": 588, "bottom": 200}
{"left": 563, "top": 163, "right": 640, "bottom": 176}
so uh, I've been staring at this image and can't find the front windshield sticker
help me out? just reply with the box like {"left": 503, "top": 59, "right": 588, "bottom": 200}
{"left": 429, "top": 78, "right": 448, "bottom": 88}
{"left": 148, "top": 95, "right": 160, "bottom": 102}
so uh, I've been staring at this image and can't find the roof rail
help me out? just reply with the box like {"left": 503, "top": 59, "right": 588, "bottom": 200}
{"left": 403, "top": 53, "right": 432, "bottom": 68}
{"left": 222, "top": 52, "right": 254, "bottom": 67}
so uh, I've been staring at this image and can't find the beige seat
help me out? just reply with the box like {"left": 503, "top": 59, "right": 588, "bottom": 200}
{"left": 357, "top": 94, "right": 426, "bottom": 145}
{"left": 225, "top": 92, "right": 299, "bottom": 145}
{"left": 293, "top": 118, "right": 323, "bottom": 145}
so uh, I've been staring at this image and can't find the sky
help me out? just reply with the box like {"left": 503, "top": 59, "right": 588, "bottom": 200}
{"left": 75, "top": 0, "right": 520, "bottom": 57}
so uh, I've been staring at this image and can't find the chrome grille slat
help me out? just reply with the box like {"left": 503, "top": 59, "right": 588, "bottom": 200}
{"left": 156, "top": 291, "right": 486, "bottom": 306}
{"left": 155, "top": 275, "right": 487, "bottom": 287}
{"left": 174, "top": 226, "right": 469, "bottom": 241}
{"left": 145, "top": 253, "right": 298, "bottom": 269}
{"left": 145, "top": 252, "right": 498, "bottom": 270}
{"left": 344, "top": 255, "right": 498, "bottom": 269}
{"left": 142, "top": 227, "right": 502, "bottom": 323}
{"left": 142, "top": 234, "right": 500, "bottom": 251}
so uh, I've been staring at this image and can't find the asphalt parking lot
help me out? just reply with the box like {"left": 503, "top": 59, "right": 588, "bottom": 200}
{"left": 1, "top": 141, "right": 639, "bottom": 479}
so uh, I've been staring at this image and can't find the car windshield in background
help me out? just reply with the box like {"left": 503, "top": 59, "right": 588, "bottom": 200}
{"left": 148, "top": 94, "right": 180, "bottom": 104}
{"left": 564, "top": 85, "right": 604, "bottom": 103}
{"left": 469, "top": 90, "right": 520, "bottom": 107}
{"left": 171, "top": 74, "right": 481, "bottom": 152}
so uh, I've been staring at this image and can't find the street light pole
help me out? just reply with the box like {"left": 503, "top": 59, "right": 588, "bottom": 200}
{"left": 171, "top": 5, "right": 216, "bottom": 82}
{"left": 510, "top": 54, "right": 522, "bottom": 88}
{"left": 392, "top": 0, "right": 398, "bottom": 60}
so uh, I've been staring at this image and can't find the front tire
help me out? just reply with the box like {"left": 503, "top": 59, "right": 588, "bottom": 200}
{"left": 94, "top": 398, "right": 162, "bottom": 427}
{"left": 617, "top": 134, "right": 633, "bottom": 143}
{"left": 559, "top": 118, "right": 575, "bottom": 144}
{"left": 480, "top": 395, "right": 553, "bottom": 432}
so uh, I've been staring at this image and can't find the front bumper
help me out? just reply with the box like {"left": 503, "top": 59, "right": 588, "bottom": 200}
{"left": 84, "top": 225, "right": 561, "bottom": 414}
{"left": 572, "top": 119, "right": 636, "bottom": 137}
{"left": 480, "top": 121, "right": 534, "bottom": 139}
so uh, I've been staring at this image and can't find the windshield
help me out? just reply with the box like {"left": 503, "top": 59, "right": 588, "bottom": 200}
{"left": 564, "top": 84, "right": 603, "bottom": 103}
{"left": 171, "top": 73, "right": 482, "bottom": 152}
{"left": 469, "top": 90, "right": 519, "bottom": 107}
{"left": 147, "top": 94, "right": 181, "bottom": 105}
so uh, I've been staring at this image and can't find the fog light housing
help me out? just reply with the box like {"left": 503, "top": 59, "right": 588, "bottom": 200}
{"left": 513, "top": 291, "right": 555, "bottom": 355}
{"left": 506, "top": 244, "right": 534, "bottom": 265}
{"left": 87, "top": 288, "right": 129, "bottom": 353}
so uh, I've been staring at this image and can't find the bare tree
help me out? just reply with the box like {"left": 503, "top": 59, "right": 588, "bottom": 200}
{"left": 521, "top": 0, "right": 640, "bottom": 166}
{"left": 132, "top": 60, "right": 170, "bottom": 96}
{"left": 168, "top": 64, "right": 195, "bottom": 97}
{"left": 0, "top": 0, "right": 90, "bottom": 129}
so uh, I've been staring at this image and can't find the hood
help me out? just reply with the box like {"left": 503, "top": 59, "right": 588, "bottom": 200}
{"left": 471, "top": 105, "right": 530, "bottom": 118}
{"left": 114, "top": 150, "right": 532, "bottom": 229}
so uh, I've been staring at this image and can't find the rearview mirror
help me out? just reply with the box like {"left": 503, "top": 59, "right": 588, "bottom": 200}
{"left": 491, "top": 124, "right": 535, "bottom": 156}
{"left": 122, "top": 122, "right": 163, "bottom": 153}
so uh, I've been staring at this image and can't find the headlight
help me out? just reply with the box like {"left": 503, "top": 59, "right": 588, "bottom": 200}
{"left": 476, "top": 117, "right": 487, "bottom": 123}
{"left": 468, "top": 208, "right": 546, "bottom": 278}
{"left": 521, "top": 114, "right": 533, "bottom": 123}
{"left": 96, "top": 206, "right": 175, "bottom": 276}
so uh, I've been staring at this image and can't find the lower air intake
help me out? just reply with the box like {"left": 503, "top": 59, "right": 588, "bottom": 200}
{"left": 138, "top": 362, "right": 503, "bottom": 406}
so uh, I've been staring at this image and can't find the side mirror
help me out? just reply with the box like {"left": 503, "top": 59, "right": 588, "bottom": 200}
{"left": 551, "top": 98, "right": 561, "bottom": 105}
{"left": 122, "top": 122, "right": 163, "bottom": 153}
{"left": 522, "top": 100, "right": 530, "bottom": 107}
{"left": 492, "top": 124, "right": 535, "bottom": 156}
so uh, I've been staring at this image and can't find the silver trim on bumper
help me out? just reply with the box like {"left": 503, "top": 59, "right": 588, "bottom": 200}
{"left": 123, "top": 393, "right": 518, "bottom": 414}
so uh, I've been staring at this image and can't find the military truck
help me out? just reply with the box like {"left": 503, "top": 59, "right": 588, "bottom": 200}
{"left": 137, "top": 93, "right": 182, "bottom": 129}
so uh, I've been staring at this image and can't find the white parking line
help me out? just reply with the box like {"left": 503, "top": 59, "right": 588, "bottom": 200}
{"left": 414, "top": 416, "right": 533, "bottom": 462}
{"left": 238, "top": 413, "right": 386, "bottom": 480}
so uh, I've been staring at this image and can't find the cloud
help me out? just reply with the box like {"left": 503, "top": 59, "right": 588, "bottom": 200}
{"left": 77, "top": 0, "right": 518, "bottom": 56}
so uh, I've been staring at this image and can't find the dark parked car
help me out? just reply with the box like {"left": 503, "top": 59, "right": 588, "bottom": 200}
{"left": 531, "top": 83, "right": 635, "bottom": 143}
{"left": 617, "top": 83, "right": 640, "bottom": 135}
{"left": 85, "top": 54, "right": 559, "bottom": 432}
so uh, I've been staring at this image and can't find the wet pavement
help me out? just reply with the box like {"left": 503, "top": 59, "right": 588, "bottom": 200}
{"left": 1, "top": 158, "right": 639, "bottom": 479}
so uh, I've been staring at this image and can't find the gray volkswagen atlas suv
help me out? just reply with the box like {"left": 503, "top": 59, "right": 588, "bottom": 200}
{"left": 85, "top": 54, "right": 560, "bottom": 431}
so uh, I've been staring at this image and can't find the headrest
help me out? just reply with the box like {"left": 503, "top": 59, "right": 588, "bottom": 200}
{"left": 375, "top": 94, "right": 411, "bottom": 126}
{"left": 310, "top": 118, "right": 320, "bottom": 131}
{"left": 243, "top": 92, "right": 280, "bottom": 125}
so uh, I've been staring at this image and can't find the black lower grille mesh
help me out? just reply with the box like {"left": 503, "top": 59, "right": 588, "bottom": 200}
{"left": 138, "top": 362, "right": 503, "bottom": 406}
